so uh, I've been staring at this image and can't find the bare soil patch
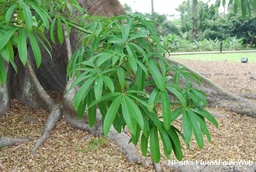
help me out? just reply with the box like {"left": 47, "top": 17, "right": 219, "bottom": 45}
{"left": 0, "top": 59, "right": 256, "bottom": 171}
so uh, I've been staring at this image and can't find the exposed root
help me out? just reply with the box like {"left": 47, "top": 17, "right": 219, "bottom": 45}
{"left": 0, "top": 137, "right": 34, "bottom": 147}
{"left": 168, "top": 58, "right": 256, "bottom": 118}
{"left": 153, "top": 162, "right": 162, "bottom": 172}
{"left": 239, "top": 93, "right": 256, "bottom": 99}
{"left": 108, "top": 127, "right": 142, "bottom": 164}
{"left": 64, "top": 112, "right": 103, "bottom": 136}
{"left": 32, "top": 104, "right": 61, "bottom": 153}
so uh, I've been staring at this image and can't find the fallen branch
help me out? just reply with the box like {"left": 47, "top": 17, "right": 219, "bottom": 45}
{"left": 108, "top": 127, "right": 141, "bottom": 164}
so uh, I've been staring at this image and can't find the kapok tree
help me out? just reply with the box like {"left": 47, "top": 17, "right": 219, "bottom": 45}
{"left": 8, "top": 0, "right": 256, "bottom": 170}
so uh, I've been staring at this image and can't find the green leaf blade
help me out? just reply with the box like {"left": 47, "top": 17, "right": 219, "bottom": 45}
{"left": 150, "top": 127, "right": 160, "bottom": 163}
{"left": 148, "top": 59, "right": 164, "bottom": 92}
{"left": 18, "top": 29, "right": 28, "bottom": 66}
{"left": 28, "top": 32, "right": 42, "bottom": 68}
{"left": 182, "top": 110, "right": 192, "bottom": 147}
{"left": 0, "top": 58, "right": 7, "bottom": 85}
{"left": 23, "top": 4, "right": 33, "bottom": 31}
{"left": 0, "top": 27, "right": 18, "bottom": 52}
{"left": 94, "top": 76, "right": 103, "bottom": 101}
{"left": 121, "top": 96, "right": 137, "bottom": 135}
{"left": 161, "top": 90, "right": 172, "bottom": 130}
{"left": 141, "top": 134, "right": 149, "bottom": 157}
{"left": 103, "top": 96, "right": 122, "bottom": 136}
{"left": 57, "top": 18, "right": 64, "bottom": 44}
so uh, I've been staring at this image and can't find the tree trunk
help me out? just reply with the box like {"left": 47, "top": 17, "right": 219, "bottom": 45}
{"left": 192, "top": 0, "right": 198, "bottom": 41}
{"left": 0, "top": 0, "right": 143, "bottom": 165}
{"left": 0, "top": 64, "right": 10, "bottom": 117}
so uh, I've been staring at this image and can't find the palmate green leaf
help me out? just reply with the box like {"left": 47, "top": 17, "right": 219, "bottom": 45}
{"left": 5, "top": 4, "right": 18, "bottom": 23}
{"left": 150, "top": 127, "right": 160, "bottom": 163}
{"left": 0, "top": 27, "right": 18, "bottom": 52}
{"left": 103, "top": 95, "right": 122, "bottom": 136}
{"left": 94, "top": 76, "right": 103, "bottom": 101}
{"left": 0, "top": 58, "right": 7, "bottom": 85}
{"left": 121, "top": 96, "right": 137, "bottom": 135}
{"left": 28, "top": 32, "right": 42, "bottom": 68}
{"left": 148, "top": 59, "right": 165, "bottom": 92}
{"left": 141, "top": 134, "right": 149, "bottom": 156}
{"left": 22, "top": 4, "right": 33, "bottom": 31}
{"left": 18, "top": 29, "right": 28, "bottom": 66}
{"left": 182, "top": 110, "right": 192, "bottom": 147}
{"left": 161, "top": 90, "right": 172, "bottom": 130}
{"left": 188, "top": 110, "right": 204, "bottom": 149}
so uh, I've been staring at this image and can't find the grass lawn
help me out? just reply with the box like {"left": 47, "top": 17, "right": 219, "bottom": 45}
{"left": 171, "top": 52, "right": 256, "bottom": 63}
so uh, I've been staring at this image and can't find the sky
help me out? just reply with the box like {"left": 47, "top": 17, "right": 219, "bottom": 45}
{"left": 119, "top": 0, "right": 218, "bottom": 17}
{"left": 119, "top": 0, "right": 182, "bottom": 16}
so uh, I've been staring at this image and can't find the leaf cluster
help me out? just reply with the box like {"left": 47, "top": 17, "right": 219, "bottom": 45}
{"left": 0, "top": 0, "right": 88, "bottom": 84}
{"left": 68, "top": 14, "right": 218, "bottom": 162}
{"left": 0, "top": 0, "right": 218, "bottom": 163}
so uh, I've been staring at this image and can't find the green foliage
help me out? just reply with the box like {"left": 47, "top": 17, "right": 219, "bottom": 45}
{"left": 68, "top": 14, "right": 218, "bottom": 162}
{"left": 162, "top": 33, "right": 244, "bottom": 52}
{"left": 0, "top": 0, "right": 88, "bottom": 84}
{"left": 0, "top": 0, "right": 218, "bottom": 163}
{"left": 173, "top": 52, "right": 256, "bottom": 63}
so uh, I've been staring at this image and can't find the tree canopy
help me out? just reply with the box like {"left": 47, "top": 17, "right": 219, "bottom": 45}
{"left": 2, "top": 0, "right": 256, "bottom": 166}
